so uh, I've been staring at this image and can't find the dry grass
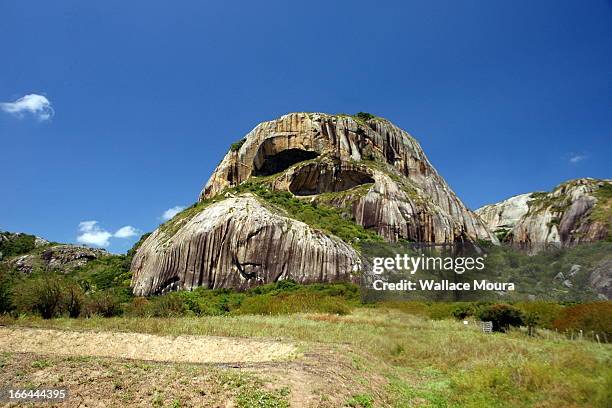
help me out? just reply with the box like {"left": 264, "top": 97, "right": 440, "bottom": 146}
{"left": 0, "top": 352, "right": 290, "bottom": 408}
{"left": 1, "top": 308, "right": 611, "bottom": 407}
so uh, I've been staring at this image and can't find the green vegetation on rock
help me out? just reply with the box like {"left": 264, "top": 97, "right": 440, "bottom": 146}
{"left": 590, "top": 183, "right": 612, "bottom": 241}
{"left": 233, "top": 179, "right": 383, "bottom": 246}
{"left": 230, "top": 138, "right": 246, "bottom": 152}
{"left": 0, "top": 232, "right": 37, "bottom": 259}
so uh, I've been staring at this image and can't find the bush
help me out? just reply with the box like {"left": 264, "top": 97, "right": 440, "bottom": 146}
{"left": 0, "top": 266, "right": 16, "bottom": 314}
{"left": 354, "top": 112, "right": 375, "bottom": 122}
{"left": 125, "top": 297, "right": 150, "bottom": 317}
{"left": 64, "top": 281, "right": 85, "bottom": 318}
{"left": 10, "top": 274, "right": 88, "bottom": 318}
{"left": 147, "top": 292, "right": 187, "bottom": 317}
{"left": 515, "top": 301, "right": 563, "bottom": 329}
{"left": 553, "top": 302, "right": 612, "bottom": 340}
{"left": 230, "top": 138, "right": 246, "bottom": 152}
{"left": 452, "top": 304, "right": 475, "bottom": 320}
{"left": 477, "top": 304, "right": 524, "bottom": 332}
{"left": 12, "top": 275, "right": 68, "bottom": 319}
{"left": 83, "top": 289, "right": 123, "bottom": 317}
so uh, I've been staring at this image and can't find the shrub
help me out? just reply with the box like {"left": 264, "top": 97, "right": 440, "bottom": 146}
{"left": 147, "top": 292, "right": 187, "bottom": 317}
{"left": 0, "top": 266, "right": 16, "bottom": 314}
{"left": 524, "top": 312, "right": 540, "bottom": 336}
{"left": 84, "top": 289, "right": 123, "bottom": 317}
{"left": 477, "top": 304, "right": 524, "bottom": 332}
{"left": 353, "top": 112, "right": 376, "bottom": 122}
{"left": 125, "top": 297, "right": 150, "bottom": 317}
{"left": 515, "top": 301, "right": 563, "bottom": 329}
{"left": 452, "top": 304, "right": 475, "bottom": 320}
{"left": 230, "top": 138, "right": 246, "bottom": 152}
{"left": 12, "top": 275, "right": 67, "bottom": 319}
{"left": 64, "top": 281, "right": 85, "bottom": 318}
{"left": 552, "top": 302, "right": 612, "bottom": 340}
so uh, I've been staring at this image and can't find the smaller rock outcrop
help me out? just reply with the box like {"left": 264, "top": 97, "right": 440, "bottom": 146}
{"left": 7, "top": 245, "right": 109, "bottom": 274}
{"left": 476, "top": 178, "right": 611, "bottom": 248}
{"left": 131, "top": 196, "right": 360, "bottom": 296}
{"left": 589, "top": 259, "right": 612, "bottom": 300}
{"left": 0, "top": 231, "right": 48, "bottom": 261}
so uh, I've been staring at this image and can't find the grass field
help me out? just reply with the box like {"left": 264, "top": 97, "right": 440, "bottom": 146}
{"left": 2, "top": 308, "right": 610, "bottom": 407}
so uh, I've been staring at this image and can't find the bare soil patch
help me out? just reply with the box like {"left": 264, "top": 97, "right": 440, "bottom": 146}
{"left": 0, "top": 327, "right": 297, "bottom": 364}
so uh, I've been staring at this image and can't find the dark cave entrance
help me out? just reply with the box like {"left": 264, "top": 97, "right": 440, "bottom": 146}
{"left": 289, "top": 163, "right": 375, "bottom": 196}
{"left": 253, "top": 148, "right": 319, "bottom": 176}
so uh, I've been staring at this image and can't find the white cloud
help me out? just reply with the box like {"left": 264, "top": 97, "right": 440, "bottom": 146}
{"left": 161, "top": 205, "right": 185, "bottom": 221}
{"left": 76, "top": 221, "right": 139, "bottom": 247}
{"left": 0, "top": 94, "right": 54, "bottom": 120}
{"left": 77, "top": 221, "right": 112, "bottom": 247}
{"left": 114, "top": 225, "right": 139, "bottom": 238}
{"left": 569, "top": 154, "right": 586, "bottom": 164}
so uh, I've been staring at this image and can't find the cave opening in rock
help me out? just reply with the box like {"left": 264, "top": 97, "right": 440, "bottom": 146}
{"left": 289, "top": 163, "right": 375, "bottom": 196}
{"left": 253, "top": 148, "right": 319, "bottom": 176}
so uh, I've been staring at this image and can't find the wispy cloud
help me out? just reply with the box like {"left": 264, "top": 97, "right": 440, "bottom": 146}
{"left": 0, "top": 94, "right": 54, "bottom": 120}
{"left": 161, "top": 205, "right": 185, "bottom": 221}
{"left": 569, "top": 154, "right": 586, "bottom": 164}
{"left": 76, "top": 221, "right": 140, "bottom": 247}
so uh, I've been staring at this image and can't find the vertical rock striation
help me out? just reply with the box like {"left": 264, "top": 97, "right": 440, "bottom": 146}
{"left": 131, "top": 112, "right": 498, "bottom": 295}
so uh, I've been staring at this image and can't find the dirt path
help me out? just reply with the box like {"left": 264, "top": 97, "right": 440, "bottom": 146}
{"left": 0, "top": 327, "right": 297, "bottom": 364}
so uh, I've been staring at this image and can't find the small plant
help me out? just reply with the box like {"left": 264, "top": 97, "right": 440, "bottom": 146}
{"left": 347, "top": 393, "right": 374, "bottom": 408}
{"left": 235, "top": 388, "right": 289, "bottom": 408}
{"left": 31, "top": 359, "right": 52, "bottom": 369}
{"left": 353, "top": 112, "right": 376, "bottom": 122}
{"left": 230, "top": 138, "right": 246, "bottom": 152}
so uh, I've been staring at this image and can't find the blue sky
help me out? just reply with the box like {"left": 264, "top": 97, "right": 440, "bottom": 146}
{"left": 1, "top": 1, "right": 611, "bottom": 253}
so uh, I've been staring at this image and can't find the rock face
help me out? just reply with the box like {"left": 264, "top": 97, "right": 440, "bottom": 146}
{"left": 201, "top": 112, "right": 495, "bottom": 243}
{"left": 475, "top": 193, "right": 533, "bottom": 240}
{"left": 131, "top": 196, "right": 359, "bottom": 295}
{"left": 476, "top": 178, "right": 611, "bottom": 248}
{"left": 8, "top": 245, "right": 109, "bottom": 274}
{"left": 589, "top": 259, "right": 612, "bottom": 300}
{"left": 131, "top": 112, "right": 496, "bottom": 295}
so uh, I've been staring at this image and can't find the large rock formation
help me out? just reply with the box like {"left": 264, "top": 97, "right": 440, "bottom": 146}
{"left": 201, "top": 113, "right": 495, "bottom": 243}
{"left": 131, "top": 112, "right": 496, "bottom": 295}
{"left": 131, "top": 196, "right": 359, "bottom": 295}
{"left": 476, "top": 178, "right": 611, "bottom": 248}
